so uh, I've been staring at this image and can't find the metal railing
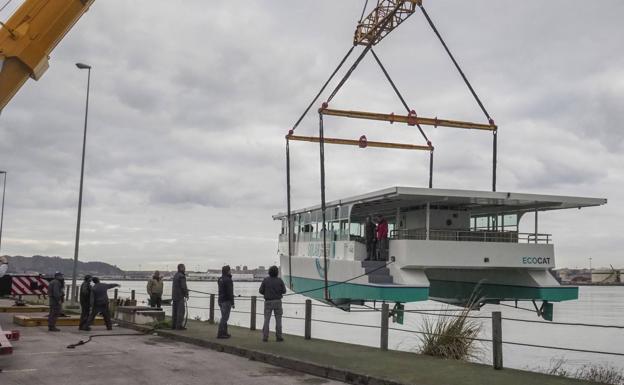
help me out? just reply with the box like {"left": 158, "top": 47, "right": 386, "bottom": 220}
{"left": 391, "top": 229, "right": 551, "bottom": 244}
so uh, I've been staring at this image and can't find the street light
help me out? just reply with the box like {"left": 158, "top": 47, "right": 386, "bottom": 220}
{"left": 71, "top": 62, "right": 91, "bottom": 304}
{"left": 0, "top": 170, "right": 6, "bottom": 255}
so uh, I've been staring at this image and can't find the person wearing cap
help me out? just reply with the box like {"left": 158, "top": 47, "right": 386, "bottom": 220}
{"left": 47, "top": 272, "right": 65, "bottom": 332}
{"left": 87, "top": 277, "right": 120, "bottom": 330}
{"left": 78, "top": 275, "right": 93, "bottom": 331}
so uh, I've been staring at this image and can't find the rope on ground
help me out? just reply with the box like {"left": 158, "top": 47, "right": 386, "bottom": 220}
{"left": 66, "top": 330, "right": 154, "bottom": 349}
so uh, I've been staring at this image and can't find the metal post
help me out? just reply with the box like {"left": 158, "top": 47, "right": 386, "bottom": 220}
{"left": 0, "top": 171, "right": 6, "bottom": 254}
{"left": 305, "top": 299, "right": 312, "bottom": 340}
{"left": 286, "top": 139, "right": 293, "bottom": 288}
{"left": 492, "top": 311, "right": 503, "bottom": 369}
{"left": 380, "top": 303, "right": 389, "bottom": 351}
{"left": 65, "top": 287, "right": 70, "bottom": 301}
{"left": 114, "top": 288, "right": 118, "bottom": 300}
{"left": 492, "top": 130, "right": 497, "bottom": 192}
{"left": 534, "top": 209, "right": 538, "bottom": 244}
{"left": 428, "top": 150, "right": 434, "bottom": 188}
{"left": 131, "top": 290, "right": 135, "bottom": 301}
{"left": 319, "top": 111, "right": 329, "bottom": 300}
{"left": 71, "top": 64, "right": 91, "bottom": 304}
{"left": 425, "top": 203, "right": 430, "bottom": 240}
{"left": 209, "top": 294, "right": 215, "bottom": 323}
{"left": 250, "top": 296, "right": 257, "bottom": 331}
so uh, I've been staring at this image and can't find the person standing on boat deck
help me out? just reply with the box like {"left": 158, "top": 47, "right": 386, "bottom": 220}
{"left": 147, "top": 270, "right": 164, "bottom": 308}
{"left": 259, "top": 265, "right": 286, "bottom": 342}
{"left": 376, "top": 215, "right": 389, "bottom": 261}
{"left": 365, "top": 216, "right": 377, "bottom": 261}
{"left": 78, "top": 274, "right": 92, "bottom": 331}
{"left": 87, "top": 277, "right": 119, "bottom": 330}
{"left": 217, "top": 265, "right": 234, "bottom": 339}
{"left": 171, "top": 264, "right": 189, "bottom": 330}
{"left": 47, "top": 272, "right": 64, "bottom": 332}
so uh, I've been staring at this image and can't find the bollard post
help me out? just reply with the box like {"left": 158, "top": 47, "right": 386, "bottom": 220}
{"left": 131, "top": 290, "right": 135, "bottom": 301}
{"left": 380, "top": 303, "right": 389, "bottom": 351}
{"left": 73, "top": 285, "right": 78, "bottom": 303}
{"left": 114, "top": 288, "right": 118, "bottom": 300}
{"left": 250, "top": 296, "right": 257, "bottom": 330}
{"left": 492, "top": 311, "right": 503, "bottom": 370}
{"left": 209, "top": 294, "right": 215, "bottom": 324}
{"left": 65, "top": 286, "right": 70, "bottom": 301}
{"left": 304, "top": 299, "right": 312, "bottom": 340}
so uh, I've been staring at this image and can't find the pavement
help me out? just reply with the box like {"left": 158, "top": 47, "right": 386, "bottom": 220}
{"left": 0, "top": 311, "right": 341, "bottom": 385}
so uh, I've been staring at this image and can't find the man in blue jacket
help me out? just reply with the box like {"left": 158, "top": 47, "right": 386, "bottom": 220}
{"left": 217, "top": 265, "right": 234, "bottom": 339}
{"left": 87, "top": 277, "right": 119, "bottom": 330}
{"left": 47, "top": 272, "right": 65, "bottom": 332}
{"left": 259, "top": 265, "right": 286, "bottom": 342}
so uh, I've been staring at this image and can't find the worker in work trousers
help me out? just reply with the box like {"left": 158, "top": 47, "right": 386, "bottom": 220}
{"left": 87, "top": 277, "right": 119, "bottom": 330}
{"left": 147, "top": 270, "right": 163, "bottom": 308}
{"left": 78, "top": 274, "right": 92, "bottom": 330}
{"left": 217, "top": 265, "right": 234, "bottom": 338}
{"left": 171, "top": 264, "right": 189, "bottom": 330}
{"left": 48, "top": 272, "right": 65, "bottom": 332}
{"left": 259, "top": 265, "right": 286, "bottom": 342}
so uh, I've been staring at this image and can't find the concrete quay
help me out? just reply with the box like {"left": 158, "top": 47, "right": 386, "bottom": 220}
{"left": 121, "top": 318, "right": 600, "bottom": 385}
{"left": 0, "top": 311, "right": 341, "bottom": 385}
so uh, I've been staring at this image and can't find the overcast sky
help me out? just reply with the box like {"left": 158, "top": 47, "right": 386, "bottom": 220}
{"left": 0, "top": 0, "right": 622, "bottom": 271}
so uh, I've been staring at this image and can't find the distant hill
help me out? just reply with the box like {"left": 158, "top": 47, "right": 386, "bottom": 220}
{"left": 4, "top": 255, "right": 124, "bottom": 277}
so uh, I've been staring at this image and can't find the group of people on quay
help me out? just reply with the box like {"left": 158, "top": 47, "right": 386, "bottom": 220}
{"left": 47, "top": 264, "right": 287, "bottom": 342}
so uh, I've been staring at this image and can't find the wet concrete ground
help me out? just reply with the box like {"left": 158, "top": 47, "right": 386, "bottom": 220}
{"left": 0, "top": 312, "right": 340, "bottom": 385}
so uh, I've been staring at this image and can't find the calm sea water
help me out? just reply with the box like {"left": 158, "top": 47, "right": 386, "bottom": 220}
{"left": 105, "top": 281, "right": 624, "bottom": 373}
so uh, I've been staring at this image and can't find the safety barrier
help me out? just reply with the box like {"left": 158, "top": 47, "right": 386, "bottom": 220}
{"left": 115, "top": 287, "right": 624, "bottom": 371}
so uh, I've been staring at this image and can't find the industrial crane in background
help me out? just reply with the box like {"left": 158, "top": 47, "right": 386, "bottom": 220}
{"left": 0, "top": 0, "right": 95, "bottom": 112}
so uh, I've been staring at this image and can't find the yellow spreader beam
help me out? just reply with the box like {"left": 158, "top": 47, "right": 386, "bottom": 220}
{"left": 287, "top": 134, "right": 432, "bottom": 151}
{"left": 321, "top": 108, "right": 496, "bottom": 131}
{"left": 0, "top": 0, "right": 95, "bottom": 111}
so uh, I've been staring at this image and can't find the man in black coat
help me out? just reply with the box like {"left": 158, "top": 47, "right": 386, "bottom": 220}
{"left": 87, "top": 277, "right": 119, "bottom": 330}
{"left": 171, "top": 263, "right": 189, "bottom": 330}
{"left": 365, "top": 216, "right": 377, "bottom": 260}
{"left": 217, "top": 265, "right": 234, "bottom": 339}
{"left": 47, "top": 272, "right": 64, "bottom": 332}
{"left": 78, "top": 275, "right": 92, "bottom": 331}
{"left": 259, "top": 265, "right": 286, "bottom": 342}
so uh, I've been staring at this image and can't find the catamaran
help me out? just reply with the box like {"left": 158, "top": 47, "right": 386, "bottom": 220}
{"left": 274, "top": 187, "right": 606, "bottom": 318}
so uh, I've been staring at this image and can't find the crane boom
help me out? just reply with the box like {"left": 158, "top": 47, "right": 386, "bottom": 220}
{"left": 0, "top": 0, "right": 95, "bottom": 111}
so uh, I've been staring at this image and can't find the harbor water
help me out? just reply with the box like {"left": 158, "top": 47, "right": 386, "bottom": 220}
{"left": 109, "top": 281, "right": 624, "bottom": 374}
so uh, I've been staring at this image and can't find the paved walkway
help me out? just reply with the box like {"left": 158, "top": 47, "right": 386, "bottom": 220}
{"left": 0, "top": 311, "right": 341, "bottom": 385}
{"left": 125, "top": 318, "right": 600, "bottom": 385}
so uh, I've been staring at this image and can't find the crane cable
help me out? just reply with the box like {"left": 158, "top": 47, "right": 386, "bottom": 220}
{"left": 0, "top": 0, "right": 12, "bottom": 14}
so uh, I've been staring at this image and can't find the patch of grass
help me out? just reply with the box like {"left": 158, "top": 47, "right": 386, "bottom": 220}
{"left": 417, "top": 290, "right": 483, "bottom": 361}
{"left": 540, "top": 357, "right": 624, "bottom": 384}
{"left": 150, "top": 319, "right": 173, "bottom": 329}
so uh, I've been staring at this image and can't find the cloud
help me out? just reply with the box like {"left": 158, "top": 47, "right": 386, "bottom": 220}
{"left": 0, "top": 0, "right": 621, "bottom": 269}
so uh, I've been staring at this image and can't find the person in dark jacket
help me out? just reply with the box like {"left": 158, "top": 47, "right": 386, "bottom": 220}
{"left": 364, "top": 216, "right": 377, "bottom": 261}
{"left": 217, "top": 265, "right": 234, "bottom": 338}
{"left": 47, "top": 272, "right": 64, "bottom": 332}
{"left": 376, "top": 214, "right": 389, "bottom": 261}
{"left": 78, "top": 275, "right": 92, "bottom": 331}
{"left": 259, "top": 265, "right": 286, "bottom": 342}
{"left": 87, "top": 277, "right": 119, "bottom": 330}
{"left": 171, "top": 264, "right": 189, "bottom": 330}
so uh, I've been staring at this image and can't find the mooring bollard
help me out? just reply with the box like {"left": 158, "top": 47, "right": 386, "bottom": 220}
{"left": 114, "top": 288, "right": 118, "bottom": 300}
{"left": 131, "top": 290, "right": 135, "bottom": 301}
{"left": 250, "top": 296, "right": 257, "bottom": 330}
{"left": 380, "top": 303, "right": 389, "bottom": 351}
{"left": 209, "top": 294, "right": 215, "bottom": 323}
{"left": 492, "top": 311, "right": 503, "bottom": 370}
{"left": 305, "top": 299, "right": 312, "bottom": 340}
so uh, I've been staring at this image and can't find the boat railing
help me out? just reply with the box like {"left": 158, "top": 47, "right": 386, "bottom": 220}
{"left": 390, "top": 229, "right": 551, "bottom": 244}
{"left": 279, "top": 231, "right": 351, "bottom": 243}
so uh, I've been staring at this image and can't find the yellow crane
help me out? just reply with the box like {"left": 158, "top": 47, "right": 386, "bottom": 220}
{"left": 0, "top": 0, "right": 95, "bottom": 111}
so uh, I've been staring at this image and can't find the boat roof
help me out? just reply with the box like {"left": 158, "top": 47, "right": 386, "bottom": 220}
{"left": 273, "top": 186, "right": 607, "bottom": 219}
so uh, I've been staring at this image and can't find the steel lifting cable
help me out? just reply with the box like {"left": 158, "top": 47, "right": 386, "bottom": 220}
{"left": 370, "top": 48, "right": 430, "bottom": 144}
{"left": 418, "top": 5, "right": 493, "bottom": 124}
{"left": 0, "top": 0, "right": 12, "bottom": 14}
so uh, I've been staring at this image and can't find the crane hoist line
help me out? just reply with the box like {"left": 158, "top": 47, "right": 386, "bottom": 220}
{"left": 0, "top": 0, "right": 95, "bottom": 112}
